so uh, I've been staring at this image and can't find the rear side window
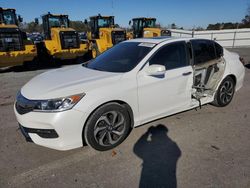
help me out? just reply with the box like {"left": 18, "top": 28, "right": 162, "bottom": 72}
{"left": 191, "top": 40, "right": 216, "bottom": 65}
{"left": 149, "top": 41, "right": 188, "bottom": 70}
{"left": 215, "top": 42, "right": 223, "bottom": 58}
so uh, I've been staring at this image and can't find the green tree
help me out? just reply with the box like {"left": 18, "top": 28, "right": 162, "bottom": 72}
{"left": 24, "top": 22, "right": 43, "bottom": 33}
{"left": 69, "top": 21, "right": 89, "bottom": 32}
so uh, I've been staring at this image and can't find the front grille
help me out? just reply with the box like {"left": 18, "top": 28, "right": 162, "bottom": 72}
{"left": 0, "top": 28, "right": 24, "bottom": 52}
{"left": 111, "top": 31, "right": 126, "bottom": 45}
{"left": 60, "top": 31, "right": 80, "bottom": 49}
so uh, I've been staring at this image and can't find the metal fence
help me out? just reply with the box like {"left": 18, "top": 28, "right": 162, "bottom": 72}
{"left": 170, "top": 29, "right": 250, "bottom": 48}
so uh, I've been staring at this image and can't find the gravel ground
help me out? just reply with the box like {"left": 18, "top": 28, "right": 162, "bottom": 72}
{"left": 0, "top": 48, "right": 249, "bottom": 188}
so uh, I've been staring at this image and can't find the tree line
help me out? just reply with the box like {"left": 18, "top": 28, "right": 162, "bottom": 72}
{"left": 20, "top": 20, "right": 89, "bottom": 33}
{"left": 205, "top": 6, "right": 250, "bottom": 30}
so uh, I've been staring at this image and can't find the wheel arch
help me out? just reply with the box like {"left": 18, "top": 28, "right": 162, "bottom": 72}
{"left": 81, "top": 100, "right": 134, "bottom": 146}
{"left": 227, "top": 74, "right": 237, "bottom": 85}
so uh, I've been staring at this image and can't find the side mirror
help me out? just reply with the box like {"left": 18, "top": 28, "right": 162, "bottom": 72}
{"left": 129, "top": 20, "right": 131, "bottom": 25}
{"left": 145, "top": 64, "right": 166, "bottom": 76}
{"left": 34, "top": 18, "right": 39, "bottom": 25}
{"left": 18, "top": 15, "right": 23, "bottom": 23}
{"left": 84, "top": 19, "right": 88, "bottom": 25}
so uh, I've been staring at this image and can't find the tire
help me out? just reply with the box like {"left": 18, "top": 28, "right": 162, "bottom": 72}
{"left": 212, "top": 76, "right": 235, "bottom": 107}
{"left": 84, "top": 103, "right": 131, "bottom": 151}
{"left": 24, "top": 57, "right": 39, "bottom": 71}
{"left": 91, "top": 44, "right": 100, "bottom": 59}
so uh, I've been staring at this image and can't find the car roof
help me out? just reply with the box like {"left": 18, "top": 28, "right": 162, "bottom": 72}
{"left": 125, "top": 37, "right": 193, "bottom": 44}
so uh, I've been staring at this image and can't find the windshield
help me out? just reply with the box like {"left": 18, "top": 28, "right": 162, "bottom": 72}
{"left": 133, "top": 19, "right": 156, "bottom": 31}
{"left": 48, "top": 16, "right": 69, "bottom": 28}
{"left": 144, "top": 19, "right": 156, "bottom": 28}
{"left": 86, "top": 42, "right": 154, "bottom": 73}
{"left": 98, "top": 17, "right": 114, "bottom": 27}
{"left": 0, "top": 10, "right": 17, "bottom": 25}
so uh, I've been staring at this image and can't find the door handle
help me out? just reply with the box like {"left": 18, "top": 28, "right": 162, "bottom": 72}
{"left": 182, "top": 71, "right": 192, "bottom": 76}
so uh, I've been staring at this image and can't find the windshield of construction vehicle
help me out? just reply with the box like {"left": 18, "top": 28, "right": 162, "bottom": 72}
{"left": 49, "top": 17, "right": 69, "bottom": 28}
{"left": 133, "top": 19, "right": 156, "bottom": 31}
{"left": 98, "top": 17, "right": 114, "bottom": 27}
{"left": 1, "top": 10, "right": 17, "bottom": 25}
{"left": 144, "top": 19, "right": 156, "bottom": 28}
{"left": 85, "top": 42, "right": 154, "bottom": 73}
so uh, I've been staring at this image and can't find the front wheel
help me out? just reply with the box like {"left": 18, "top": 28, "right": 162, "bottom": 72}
{"left": 84, "top": 103, "right": 131, "bottom": 151}
{"left": 212, "top": 76, "right": 235, "bottom": 107}
{"left": 91, "top": 44, "right": 100, "bottom": 59}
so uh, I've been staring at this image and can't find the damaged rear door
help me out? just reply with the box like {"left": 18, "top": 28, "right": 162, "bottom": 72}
{"left": 191, "top": 39, "right": 226, "bottom": 104}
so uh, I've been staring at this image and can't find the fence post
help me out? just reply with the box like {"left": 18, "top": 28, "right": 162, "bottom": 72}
{"left": 232, "top": 31, "right": 237, "bottom": 48}
{"left": 192, "top": 30, "right": 194, "bottom": 38}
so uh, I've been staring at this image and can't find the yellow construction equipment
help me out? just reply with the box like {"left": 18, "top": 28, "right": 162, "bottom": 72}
{"left": 127, "top": 17, "right": 171, "bottom": 39}
{"left": 0, "top": 7, "right": 37, "bottom": 68}
{"left": 85, "top": 14, "right": 126, "bottom": 58}
{"left": 37, "top": 12, "right": 88, "bottom": 64}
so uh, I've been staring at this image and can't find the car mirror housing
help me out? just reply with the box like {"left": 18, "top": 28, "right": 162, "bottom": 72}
{"left": 145, "top": 64, "right": 166, "bottom": 76}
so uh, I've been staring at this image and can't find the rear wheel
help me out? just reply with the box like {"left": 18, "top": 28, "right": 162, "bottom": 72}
{"left": 84, "top": 103, "right": 130, "bottom": 151}
{"left": 213, "top": 76, "right": 235, "bottom": 107}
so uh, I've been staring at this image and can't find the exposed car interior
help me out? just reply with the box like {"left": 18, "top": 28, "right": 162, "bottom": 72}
{"left": 190, "top": 39, "right": 226, "bottom": 106}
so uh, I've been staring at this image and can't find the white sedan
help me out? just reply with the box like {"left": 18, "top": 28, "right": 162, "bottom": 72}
{"left": 14, "top": 37, "right": 245, "bottom": 151}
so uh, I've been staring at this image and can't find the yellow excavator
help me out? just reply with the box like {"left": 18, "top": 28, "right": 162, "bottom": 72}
{"left": 127, "top": 17, "right": 171, "bottom": 39}
{"left": 37, "top": 12, "right": 88, "bottom": 64}
{"left": 85, "top": 14, "right": 126, "bottom": 58}
{"left": 0, "top": 7, "right": 37, "bottom": 68}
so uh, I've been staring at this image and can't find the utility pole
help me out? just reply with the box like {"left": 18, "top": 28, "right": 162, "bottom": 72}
{"left": 111, "top": 0, "right": 114, "bottom": 16}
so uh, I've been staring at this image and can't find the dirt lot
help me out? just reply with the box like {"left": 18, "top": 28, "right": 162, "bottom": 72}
{"left": 0, "top": 48, "right": 250, "bottom": 188}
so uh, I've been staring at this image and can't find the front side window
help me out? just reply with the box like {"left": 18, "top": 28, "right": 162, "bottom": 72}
{"left": 149, "top": 42, "right": 188, "bottom": 70}
{"left": 191, "top": 39, "right": 216, "bottom": 65}
{"left": 133, "top": 20, "right": 143, "bottom": 32}
{"left": 86, "top": 42, "right": 154, "bottom": 73}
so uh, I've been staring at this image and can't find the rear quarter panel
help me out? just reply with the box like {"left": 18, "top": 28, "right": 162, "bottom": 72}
{"left": 223, "top": 49, "right": 245, "bottom": 91}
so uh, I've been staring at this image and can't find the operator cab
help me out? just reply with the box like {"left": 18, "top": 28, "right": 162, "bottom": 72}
{"left": 89, "top": 15, "right": 114, "bottom": 38}
{"left": 42, "top": 13, "right": 70, "bottom": 40}
{"left": 0, "top": 8, "right": 18, "bottom": 25}
{"left": 0, "top": 8, "right": 26, "bottom": 52}
{"left": 131, "top": 17, "right": 156, "bottom": 38}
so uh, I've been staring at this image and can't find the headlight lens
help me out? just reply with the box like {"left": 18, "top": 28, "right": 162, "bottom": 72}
{"left": 33, "top": 93, "right": 85, "bottom": 112}
{"left": 161, "top": 30, "right": 171, "bottom": 36}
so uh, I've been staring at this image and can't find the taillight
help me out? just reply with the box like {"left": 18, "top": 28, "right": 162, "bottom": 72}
{"left": 239, "top": 57, "right": 245, "bottom": 65}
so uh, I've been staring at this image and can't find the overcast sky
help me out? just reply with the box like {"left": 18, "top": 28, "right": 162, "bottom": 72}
{"left": 1, "top": 0, "right": 249, "bottom": 29}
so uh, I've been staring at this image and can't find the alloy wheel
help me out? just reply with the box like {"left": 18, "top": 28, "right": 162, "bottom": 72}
{"left": 219, "top": 80, "right": 234, "bottom": 105}
{"left": 93, "top": 111, "right": 126, "bottom": 147}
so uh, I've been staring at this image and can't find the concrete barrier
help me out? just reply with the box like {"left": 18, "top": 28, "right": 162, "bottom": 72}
{"left": 170, "top": 28, "right": 250, "bottom": 48}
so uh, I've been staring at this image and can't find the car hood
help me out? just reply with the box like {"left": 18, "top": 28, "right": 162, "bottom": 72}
{"left": 21, "top": 65, "right": 123, "bottom": 99}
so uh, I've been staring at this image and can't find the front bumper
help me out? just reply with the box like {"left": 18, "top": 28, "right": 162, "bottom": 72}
{"left": 0, "top": 44, "right": 37, "bottom": 67}
{"left": 14, "top": 106, "right": 88, "bottom": 150}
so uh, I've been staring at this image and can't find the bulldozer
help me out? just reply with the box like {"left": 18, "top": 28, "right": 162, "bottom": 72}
{"left": 85, "top": 14, "right": 126, "bottom": 58}
{"left": 0, "top": 7, "right": 37, "bottom": 68}
{"left": 37, "top": 12, "right": 88, "bottom": 64}
{"left": 127, "top": 17, "right": 171, "bottom": 39}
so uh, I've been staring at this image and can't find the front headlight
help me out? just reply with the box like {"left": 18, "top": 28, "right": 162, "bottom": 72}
{"left": 161, "top": 30, "right": 171, "bottom": 36}
{"left": 33, "top": 93, "right": 85, "bottom": 112}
